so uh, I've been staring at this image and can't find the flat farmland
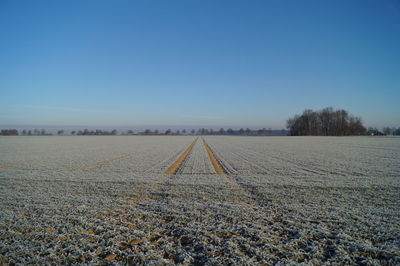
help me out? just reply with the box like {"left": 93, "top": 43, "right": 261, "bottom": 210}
{"left": 0, "top": 136, "right": 399, "bottom": 264}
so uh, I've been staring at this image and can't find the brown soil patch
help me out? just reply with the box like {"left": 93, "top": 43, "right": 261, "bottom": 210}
{"left": 164, "top": 138, "right": 198, "bottom": 174}
{"left": 202, "top": 138, "right": 227, "bottom": 175}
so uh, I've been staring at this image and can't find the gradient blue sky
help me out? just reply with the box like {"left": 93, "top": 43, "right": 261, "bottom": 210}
{"left": 1, "top": 0, "right": 399, "bottom": 129}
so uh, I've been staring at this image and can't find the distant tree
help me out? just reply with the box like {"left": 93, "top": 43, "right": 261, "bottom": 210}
{"left": 111, "top": 129, "right": 117, "bottom": 135}
{"left": 57, "top": 130, "right": 64, "bottom": 135}
{"left": 245, "top": 128, "right": 251, "bottom": 135}
{"left": 28, "top": 130, "right": 32, "bottom": 135}
{"left": 348, "top": 117, "right": 365, "bottom": 135}
{"left": 320, "top": 107, "right": 334, "bottom": 136}
{"left": 191, "top": 129, "right": 196, "bottom": 135}
{"left": 367, "top": 127, "right": 384, "bottom": 136}
{"left": 127, "top": 130, "right": 134, "bottom": 135}
{"left": 227, "top": 128, "right": 234, "bottom": 135}
{"left": 219, "top": 128, "right": 225, "bottom": 135}
{"left": 239, "top": 128, "right": 245, "bottom": 135}
{"left": 71, "top": 131, "right": 76, "bottom": 135}
{"left": 22, "top": 130, "right": 27, "bottom": 135}
{"left": 182, "top": 129, "right": 186, "bottom": 135}
{"left": 154, "top": 130, "right": 159, "bottom": 135}
{"left": 383, "top": 127, "right": 393, "bottom": 135}
{"left": 0, "top": 129, "right": 19, "bottom": 136}
{"left": 165, "top": 129, "right": 172, "bottom": 135}
{"left": 40, "top": 129, "right": 46, "bottom": 135}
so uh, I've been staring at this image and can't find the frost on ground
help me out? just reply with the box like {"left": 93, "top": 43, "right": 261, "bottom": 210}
{"left": 0, "top": 136, "right": 399, "bottom": 265}
{"left": 178, "top": 139, "right": 215, "bottom": 175}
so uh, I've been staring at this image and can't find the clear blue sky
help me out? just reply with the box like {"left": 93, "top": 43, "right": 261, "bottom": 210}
{"left": 1, "top": 0, "right": 399, "bottom": 129}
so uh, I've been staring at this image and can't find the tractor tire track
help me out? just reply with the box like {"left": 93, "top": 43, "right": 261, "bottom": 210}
{"left": 164, "top": 138, "right": 198, "bottom": 175}
{"left": 202, "top": 138, "right": 269, "bottom": 207}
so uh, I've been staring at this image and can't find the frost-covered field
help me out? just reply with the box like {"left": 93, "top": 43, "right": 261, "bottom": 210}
{"left": 0, "top": 136, "right": 399, "bottom": 265}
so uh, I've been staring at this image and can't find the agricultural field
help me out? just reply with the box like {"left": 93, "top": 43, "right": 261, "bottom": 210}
{"left": 0, "top": 136, "right": 399, "bottom": 264}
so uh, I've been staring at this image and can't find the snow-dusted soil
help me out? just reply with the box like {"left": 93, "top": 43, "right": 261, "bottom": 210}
{"left": 0, "top": 136, "right": 399, "bottom": 265}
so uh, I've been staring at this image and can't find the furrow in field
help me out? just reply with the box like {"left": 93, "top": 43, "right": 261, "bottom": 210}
{"left": 209, "top": 136, "right": 400, "bottom": 177}
{"left": 204, "top": 137, "right": 344, "bottom": 176}
{"left": 143, "top": 147, "right": 188, "bottom": 175}
{"left": 164, "top": 138, "right": 198, "bottom": 175}
{"left": 233, "top": 147, "right": 324, "bottom": 176}
{"left": 202, "top": 138, "right": 227, "bottom": 175}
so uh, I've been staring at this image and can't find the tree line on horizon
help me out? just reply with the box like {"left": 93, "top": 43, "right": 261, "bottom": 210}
{"left": 0, "top": 127, "right": 288, "bottom": 136}
{"left": 2, "top": 108, "right": 399, "bottom": 136}
{"left": 3, "top": 126, "right": 400, "bottom": 136}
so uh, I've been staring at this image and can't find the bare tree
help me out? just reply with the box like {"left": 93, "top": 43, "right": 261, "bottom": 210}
{"left": 287, "top": 107, "right": 366, "bottom": 136}
{"left": 0, "top": 129, "right": 19, "bottom": 136}
{"left": 383, "top": 127, "right": 392, "bottom": 135}
{"left": 57, "top": 130, "right": 64, "bottom": 135}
